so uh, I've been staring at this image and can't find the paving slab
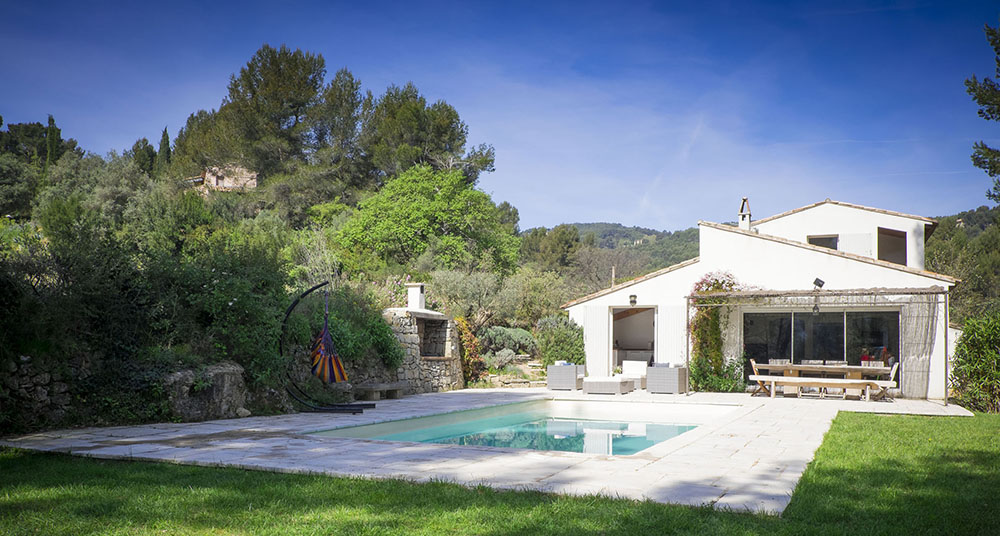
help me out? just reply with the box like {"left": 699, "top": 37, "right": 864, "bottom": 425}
{"left": 0, "top": 388, "right": 971, "bottom": 514}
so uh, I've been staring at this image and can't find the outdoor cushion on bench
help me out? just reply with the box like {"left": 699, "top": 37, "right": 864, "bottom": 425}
{"left": 582, "top": 376, "right": 635, "bottom": 395}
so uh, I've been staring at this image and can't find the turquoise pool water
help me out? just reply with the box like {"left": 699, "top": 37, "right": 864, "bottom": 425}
{"left": 316, "top": 401, "right": 699, "bottom": 455}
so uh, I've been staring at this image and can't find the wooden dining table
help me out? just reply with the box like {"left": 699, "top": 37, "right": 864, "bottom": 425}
{"left": 756, "top": 363, "right": 892, "bottom": 397}
{"left": 756, "top": 363, "right": 892, "bottom": 379}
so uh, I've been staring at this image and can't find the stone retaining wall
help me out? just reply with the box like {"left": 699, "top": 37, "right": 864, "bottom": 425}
{"left": 1, "top": 355, "right": 74, "bottom": 425}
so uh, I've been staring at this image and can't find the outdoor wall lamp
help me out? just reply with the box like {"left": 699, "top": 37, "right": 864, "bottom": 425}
{"left": 812, "top": 304, "right": 820, "bottom": 316}
{"left": 629, "top": 294, "right": 637, "bottom": 306}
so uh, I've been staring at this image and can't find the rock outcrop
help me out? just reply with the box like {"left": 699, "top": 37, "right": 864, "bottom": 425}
{"left": 163, "top": 361, "right": 249, "bottom": 421}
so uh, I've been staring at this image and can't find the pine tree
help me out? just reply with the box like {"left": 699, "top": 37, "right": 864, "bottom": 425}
{"left": 154, "top": 127, "right": 171, "bottom": 178}
{"left": 966, "top": 21, "right": 1000, "bottom": 203}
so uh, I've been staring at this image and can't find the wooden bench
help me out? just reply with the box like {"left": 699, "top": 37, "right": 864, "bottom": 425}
{"left": 748, "top": 375, "right": 896, "bottom": 401}
{"left": 353, "top": 381, "right": 410, "bottom": 401}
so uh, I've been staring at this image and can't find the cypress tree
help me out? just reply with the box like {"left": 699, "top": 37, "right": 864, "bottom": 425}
{"left": 44, "top": 115, "right": 59, "bottom": 173}
{"left": 154, "top": 127, "right": 171, "bottom": 178}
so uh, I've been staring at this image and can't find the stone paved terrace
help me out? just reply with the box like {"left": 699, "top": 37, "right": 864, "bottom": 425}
{"left": 0, "top": 389, "right": 972, "bottom": 514}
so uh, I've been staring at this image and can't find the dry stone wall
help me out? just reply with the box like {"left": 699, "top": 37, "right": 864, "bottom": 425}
{"left": 2, "top": 355, "right": 74, "bottom": 425}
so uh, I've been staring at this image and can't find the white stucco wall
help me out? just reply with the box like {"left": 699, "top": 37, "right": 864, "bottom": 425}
{"left": 568, "top": 260, "right": 704, "bottom": 376}
{"left": 566, "top": 221, "right": 954, "bottom": 399}
{"left": 751, "top": 203, "right": 930, "bottom": 270}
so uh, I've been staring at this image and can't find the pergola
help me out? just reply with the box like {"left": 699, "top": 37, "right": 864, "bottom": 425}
{"left": 681, "top": 286, "right": 951, "bottom": 403}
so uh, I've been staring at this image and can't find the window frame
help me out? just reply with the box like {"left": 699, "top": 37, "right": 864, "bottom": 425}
{"left": 807, "top": 234, "right": 839, "bottom": 250}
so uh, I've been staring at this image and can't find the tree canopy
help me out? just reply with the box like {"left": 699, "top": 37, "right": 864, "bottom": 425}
{"left": 966, "top": 20, "right": 1000, "bottom": 203}
{"left": 337, "top": 165, "right": 519, "bottom": 275}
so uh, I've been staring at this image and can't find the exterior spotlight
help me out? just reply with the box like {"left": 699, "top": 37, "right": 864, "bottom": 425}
{"left": 629, "top": 294, "right": 637, "bottom": 307}
{"left": 812, "top": 304, "right": 820, "bottom": 316}
{"left": 813, "top": 278, "right": 825, "bottom": 289}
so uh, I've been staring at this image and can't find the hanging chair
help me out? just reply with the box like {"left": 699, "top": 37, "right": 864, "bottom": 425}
{"left": 311, "top": 290, "right": 348, "bottom": 383}
{"left": 280, "top": 281, "right": 374, "bottom": 413}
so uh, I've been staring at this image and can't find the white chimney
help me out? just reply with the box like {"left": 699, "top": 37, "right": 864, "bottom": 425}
{"left": 738, "top": 197, "right": 752, "bottom": 231}
{"left": 406, "top": 283, "right": 426, "bottom": 310}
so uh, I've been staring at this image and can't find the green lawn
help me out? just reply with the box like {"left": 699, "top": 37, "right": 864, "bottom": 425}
{"left": 2, "top": 412, "right": 998, "bottom": 535}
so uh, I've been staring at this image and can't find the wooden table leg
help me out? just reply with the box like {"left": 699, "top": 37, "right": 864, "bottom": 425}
{"left": 785, "top": 370, "right": 799, "bottom": 397}
{"left": 846, "top": 371, "right": 862, "bottom": 399}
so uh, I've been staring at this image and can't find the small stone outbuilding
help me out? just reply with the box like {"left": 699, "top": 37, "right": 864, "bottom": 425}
{"left": 382, "top": 283, "right": 463, "bottom": 394}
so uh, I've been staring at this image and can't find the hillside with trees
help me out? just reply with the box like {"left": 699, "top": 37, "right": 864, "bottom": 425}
{"left": 0, "top": 44, "right": 525, "bottom": 431}
{"left": 3, "top": 27, "right": 1000, "bottom": 430}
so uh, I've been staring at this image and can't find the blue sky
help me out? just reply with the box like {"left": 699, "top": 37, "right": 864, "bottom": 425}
{"left": 2, "top": 1, "right": 999, "bottom": 231}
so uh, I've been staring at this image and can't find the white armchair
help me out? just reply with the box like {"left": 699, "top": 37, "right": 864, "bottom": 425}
{"left": 620, "top": 360, "right": 648, "bottom": 389}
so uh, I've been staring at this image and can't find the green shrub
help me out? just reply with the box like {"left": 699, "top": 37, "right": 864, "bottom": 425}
{"left": 690, "top": 355, "right": 744, "bottom": 393}
{"left": 483, "top": 348, "right": 517, "bottom": 371}
{"left": 534, "top": 314, "right": 584, "bottom": 366}
{"left": 952, "top": 311, "right": 1000, "bottom": 412}
{"left": 478, "top": 326, "right": 537, "bottom": 356}
{"left": 180, "top": 222, "right": 290, "bottom": 387}
{"left": 72, "top": 358, "right": 173, "bottom": 426}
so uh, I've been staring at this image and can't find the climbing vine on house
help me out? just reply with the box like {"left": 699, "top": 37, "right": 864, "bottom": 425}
{"left": 689, "top": 271, "right": 746, "bottom": 392}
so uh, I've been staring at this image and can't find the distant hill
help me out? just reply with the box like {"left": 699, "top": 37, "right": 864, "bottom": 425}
{"left": 568, "top": 222, "right": 668, "bottom": 248}
{"left": 933, "top": 205, "right": 1000, "bottom": 237}
{"left": 566, "top": 222, "right": 699, "bottom": 272}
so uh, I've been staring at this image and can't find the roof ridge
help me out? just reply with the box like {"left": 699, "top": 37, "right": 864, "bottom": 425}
{"left": 751, "top": 199, "right": 937, "bottom": 226}
{"left": 561, "top": 257, "right": 701, "bottom": 309}
{"left": 698, "top": 221, "right": 958, "bottom": 284}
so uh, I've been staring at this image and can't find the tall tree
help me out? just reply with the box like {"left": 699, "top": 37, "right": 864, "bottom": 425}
{"left": 360, "top": 83, "right": 495, "bottom": 184}
{"left": 153, "top": 127, "right": 171, "bottom": 178}
{"left": 0, "top": 122, "right": 47, "bottom": 164}
{"left": 311, "top": 68, "right": 363, "bottom": 162}
{"left": 130, "top": 138, "right": 156, "bottom": 176}
{"left": 225, "top": 43, "right": 326, "bottom": 174}
{"left": 966, "top": 20, "right": 1000, "bottom": 203}
{"left": 44, "top": 115, "right": 59, "bottom": 173}
{"left": 169, "top": 109, "right": 244, "bottom": 178}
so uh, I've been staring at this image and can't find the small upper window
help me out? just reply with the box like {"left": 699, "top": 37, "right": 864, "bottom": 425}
{"left": 877, "top": 227, "right": 907, "bottom": 265}
{"left": 808, "top": 235, "right": 838, "bottom": 250}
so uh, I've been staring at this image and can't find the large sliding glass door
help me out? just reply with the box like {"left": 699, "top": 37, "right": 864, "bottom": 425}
{"left": 794, "top": 312, "right": 845, "bottom": 362}
{"left": 846, "top": 312, "right": 900, "bottom": 364}
{"left": 743, "top": 313, "right": 791, "bottom": 362}
{"left": 744, "top": 310, "right": 899, "bottom": 365}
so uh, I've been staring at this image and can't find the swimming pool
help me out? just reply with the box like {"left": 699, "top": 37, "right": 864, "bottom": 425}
{"left": 314, "top": 400, "right": 735, "bottom": 456}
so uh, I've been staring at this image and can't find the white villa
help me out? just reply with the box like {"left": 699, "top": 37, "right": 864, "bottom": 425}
{"left": 563, "top": 199, "right": 959, "bottom": 400}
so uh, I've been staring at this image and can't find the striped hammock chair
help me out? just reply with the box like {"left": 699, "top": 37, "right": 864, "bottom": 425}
{"left": 310, "top": 291, "right": 348, "bottom": 383}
